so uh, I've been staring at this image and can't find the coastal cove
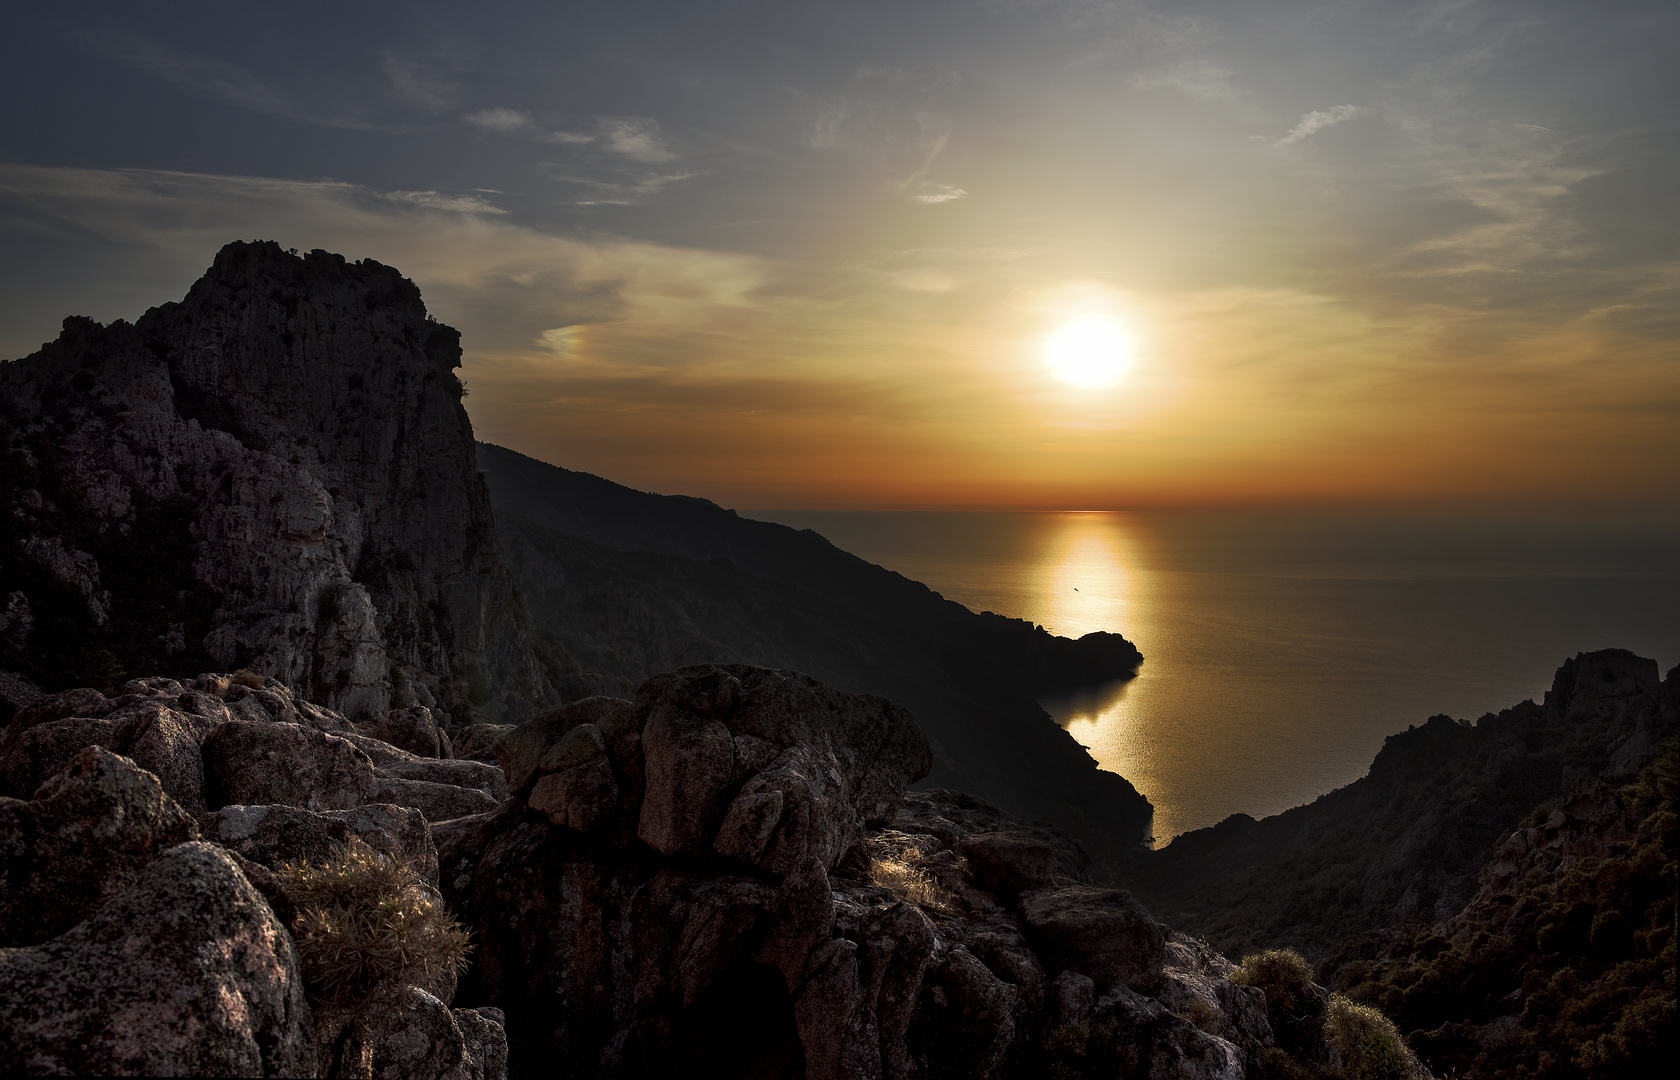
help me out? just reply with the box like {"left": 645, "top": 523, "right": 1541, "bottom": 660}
{"left": 746, "top": 509, "right": 1680, "bottom": 843}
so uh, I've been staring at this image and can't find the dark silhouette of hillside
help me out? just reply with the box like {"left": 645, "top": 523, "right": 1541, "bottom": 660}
{"left": 476, "top": 442, "right": 1153, "bottom": 871}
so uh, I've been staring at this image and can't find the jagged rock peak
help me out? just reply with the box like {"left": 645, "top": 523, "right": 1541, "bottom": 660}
{"left": 0, "top": 241, "right": 553, "bottom": 726}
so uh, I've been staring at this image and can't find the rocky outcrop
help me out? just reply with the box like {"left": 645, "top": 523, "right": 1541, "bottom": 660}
{"left": 0, "top": 840, "right": 316, "bottom": 1077}
{"left": 3, "top": 662, "right": 1393, "bottom": 1078}
{"left": 0, "top": 720, "right": 507, "bottom": 1078}
{"left": 0, "top": 744, "right": 198, "bottom": 946}
{"left": 440, "top": 663, "right": 1270, "bottom": 1079}
{"left": 0, "top": 241, "right": 551, "bottom": 725}
{"left": 0, "top": 673, "right": 505, "bottom": 826}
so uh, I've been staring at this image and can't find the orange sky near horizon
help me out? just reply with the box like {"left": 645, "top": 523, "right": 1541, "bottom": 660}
{"left": 1, "top": 1, "right": 1675, "bottom": 511}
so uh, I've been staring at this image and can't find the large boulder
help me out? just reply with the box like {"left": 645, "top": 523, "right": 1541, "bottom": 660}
{"left": 1019, "top": 885, "right": 1168, "bottom": 994}
{"left": 0, "top": 691, "right": 222, "bottom": 813}
{"left": 203, "top": 720, "right": 378, "bottom": 811}
{"left": 369, "top": 777, "right": 503, "bottom": 823}
{"left": 361, "top": 704, "right": 454, "bottom": 759}
{"left": 0, "top": 746, "right": 198, "bottom": 946}
{"left": 322, "top": 984, "right": 505, "bottom": 1080}
{"left": 0, "top": 841, "right": 315, "bottom": 1077}
{"left": 495, "top": 666, "right": 932, "bottom": 875}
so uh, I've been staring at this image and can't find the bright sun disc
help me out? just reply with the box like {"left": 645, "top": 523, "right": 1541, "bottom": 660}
{"left": 1044, "top": 315, "right": 1135, "bottom": 388}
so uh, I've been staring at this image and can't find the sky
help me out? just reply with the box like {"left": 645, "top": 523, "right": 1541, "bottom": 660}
{"left": 1, "top": 0, "right": 1676, "bottom": 509}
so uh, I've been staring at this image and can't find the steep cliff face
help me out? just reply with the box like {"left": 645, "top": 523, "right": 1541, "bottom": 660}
{"left": 0, "top": 241, "right": 551, "bottom": 725}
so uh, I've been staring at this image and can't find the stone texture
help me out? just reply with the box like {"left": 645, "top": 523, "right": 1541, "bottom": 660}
{"left": 958, "top": 831, "right": 1060, "bottom": 896}
{"left": 454, "top": 723, "right": 515, "bottom": 764}
{"left": 0, "top": 841, "right": 315, "bottom": 1077}
{"left": 0, "top": 242, "right": 552, "bottom": 725}
{"left": 0, "top": 689, "right": 222, "bottom": 814}
{"left": 211, "top": 801, "right": 438, "bottom": 886}
{"left": 369, "top": 776, "right": 502, "bottom": 822}
{"left": 326, "top": 984, "right": 478, "bottom": 1080}
{"left": 1019, "top": 885, "right": 1168, "bottom": 993}
{"left": 377, "top": 756, "right": 509, "bottom": 800}
{"left": 454, "top": 1007, "right": 509, "bottom": 1080}
{"left": 203, "top": 719, "right": 377, "bottom": 811}
{"left": 363, "top": 705, "right": 454, "bottom": 759}
{"left": 1157, "top": 932, "right": 1275, "bottom": 1065}
{"left": 908, "top": 946, "right": 1019, "bottom": 1080}
{"left": 1089, "top": 984, "right": 1247, "bottom": 1080}
{"left": 0, "top": 746, "right": 198, "bottom": 946}
{"left": 494, "top": 696, "right": 637, "bottom": 796}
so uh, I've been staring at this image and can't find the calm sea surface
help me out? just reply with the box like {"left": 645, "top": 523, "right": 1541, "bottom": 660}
{"left": 743, "top": 510, "right": 1680, "bottom": 844}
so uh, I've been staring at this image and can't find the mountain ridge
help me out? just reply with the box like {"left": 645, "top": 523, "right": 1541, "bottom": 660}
{"left": 476, "top": 441, "right": 1156, "bottom": 867}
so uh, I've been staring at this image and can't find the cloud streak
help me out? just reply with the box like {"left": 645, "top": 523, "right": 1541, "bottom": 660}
{"left": 88, "top": 34, "right": 385, "bottom": 130}
{"left": 465, "top": 107, "right": 531, "bottom": 134}
{"left": 1276, "top": 104, "right": 1365, "bottom": 146}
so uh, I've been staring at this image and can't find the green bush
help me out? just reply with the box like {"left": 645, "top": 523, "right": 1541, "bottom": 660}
{"left": 1323, "top": 994, "right": 1421, "bottom": 1080}
{"left": 277, "top": 838, "right": 471, "bottom": 1005}
{"left": 1235, "top": 948, "right": 1323, "bottom": 1058}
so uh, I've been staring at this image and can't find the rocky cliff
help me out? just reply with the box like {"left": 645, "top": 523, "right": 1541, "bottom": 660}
{"left": 477, "top": 442, "right": 1154, "bottom": 870}
{"left": 0, "top": 242, "right": 552, "bottom": 725}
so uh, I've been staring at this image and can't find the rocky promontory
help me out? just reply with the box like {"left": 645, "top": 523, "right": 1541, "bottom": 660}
{"left": 0, "top": 241, "right": 552, "bottom": 726}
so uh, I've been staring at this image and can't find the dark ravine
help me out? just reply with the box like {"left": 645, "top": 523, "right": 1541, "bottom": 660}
{"left": 478, "top": 442, "right": 1154, "bottom": 867}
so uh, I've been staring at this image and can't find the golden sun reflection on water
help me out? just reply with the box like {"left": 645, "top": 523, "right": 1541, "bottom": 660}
{"left": 1030, "top": 513, "right": 1174, "bottom": 845}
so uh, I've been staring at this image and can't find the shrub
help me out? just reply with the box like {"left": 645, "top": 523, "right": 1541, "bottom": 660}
{"left": 276, "top": 838, "right": 471, "bottom": 1004}
{"left": 1235, "top": 948, "right": 1327, "bottom": 1062}
{"left": 866, "top": 849, "right": 959, "bottom": 915}
{"left": 1177, "top": 996, "right": 1221, "bottom": 1033}
{"left": 1324, "top": 994, "right": 1422, "bottom": 1080}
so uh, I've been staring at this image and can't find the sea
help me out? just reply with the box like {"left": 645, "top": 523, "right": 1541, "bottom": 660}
{"left": 742, "top": 509, "right": 1680, "bottom": 845}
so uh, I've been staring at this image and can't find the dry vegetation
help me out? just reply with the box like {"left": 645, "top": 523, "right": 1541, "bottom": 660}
{"left": 276, "top": 838, "right": 471, "bottom": 1005}
{"left": 861, "top": 839, "right": 960, "bottom": 916}
{"left": 1234, "top": 948, "right": 1423, "bottom": 1080}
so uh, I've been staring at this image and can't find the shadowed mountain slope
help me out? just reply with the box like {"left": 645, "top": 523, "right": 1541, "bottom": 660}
{"left": 1132, "top": 649, "right": 1677, "bottom": 973}
{"left": 477, "top": 442, "right": 1153, "bottom": 870}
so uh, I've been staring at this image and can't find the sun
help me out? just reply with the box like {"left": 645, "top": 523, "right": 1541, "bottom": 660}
{"left": 1044, "top": 315, "right": 1135, "bottom": 388}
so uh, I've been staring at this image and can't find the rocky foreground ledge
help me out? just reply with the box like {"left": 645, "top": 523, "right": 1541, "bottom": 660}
{"left": 1, "top": 664, "right": 1375, "bottom": 1079}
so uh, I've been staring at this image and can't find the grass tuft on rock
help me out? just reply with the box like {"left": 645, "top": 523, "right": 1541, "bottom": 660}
{"left": 277, "top": 837, "right": 470, "bottom": 1004}
{"left": 865, "top": 848, "right": 959, "bottom": 915}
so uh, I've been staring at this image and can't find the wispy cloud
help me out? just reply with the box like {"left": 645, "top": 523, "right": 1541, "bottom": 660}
{"left": 1276, "top": 105, "right": 1365, "bottom": 146}
{"left": 538, "top": 131, "right": 596, "bottom": 146}
{"left": 380, "top": 51, "right": 455, "bottom": 111}
{"left": 599, "top": 118, "right": 677, "bottom": 163}
{"left": 97, "top": 36, "right": 285, "bottom": 116}
{"left": 464, "top": 108, "right": 531, "bottom": 134}
{"left": 1132, "top": 60, "right": 1243, "bottom": 102}
{"left": 535, "top": 167, "right": 701, "bottom": 206}
{"left": 90, "top": 34, "right": 384, "bottom": 130}
{"left": 384, "top": 190, "right": 507, "bottom": 215}
{"left": 913, "top": 184, "right": 969, "bottom": 204}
